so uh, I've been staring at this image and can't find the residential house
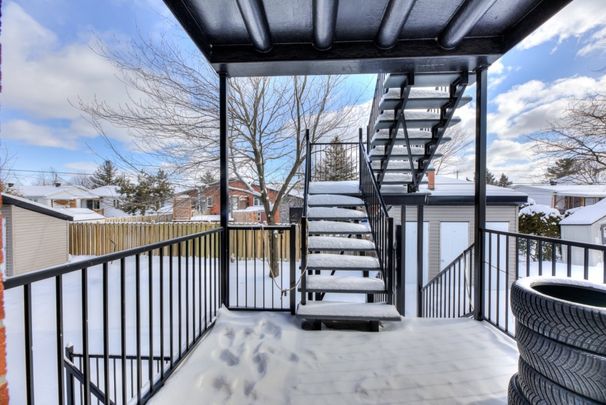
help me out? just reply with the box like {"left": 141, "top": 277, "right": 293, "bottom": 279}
{"left": 91, "top": 185, "right": 128, "bottom": 217}
{"left": 512, "top": 183, "right": 606, "bottom": 213}
{"left": 560, "top": 198, "right": 606, "bottom": 266}
{"left": 392, "top": 174, "right": 528, "bottom": 282}
{"left": 17, "top": 184, "right": 102, "bottom": 211}
{"left": 200, "top": 179, "right": 303, "bottom": 223}
{"left": 1, "top": 193, "right": 72, "bottom": 276}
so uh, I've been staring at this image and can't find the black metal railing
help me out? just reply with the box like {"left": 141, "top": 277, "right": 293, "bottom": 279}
{"left": 309, "top": 141, "right": 360, "bottom": 182}
{"left": 227, "top": 224, "right": 297, "bottom": 313}
{"left": 421, "top": 244, "right": 475, "bottom": 318}
{"left": 65, "top": 345, "right": 171, "bottom": 405}
{"left": 482, "top": 228, "right": 606, "bottom": 338}
{"left": 360, "top": 141, "right": 394, "bottom": 304}
{"left": 4, "top": 228, "right": 223, "bottom": 405}
{"left": 421, "top": 229, "right": 606, "bottom": 339}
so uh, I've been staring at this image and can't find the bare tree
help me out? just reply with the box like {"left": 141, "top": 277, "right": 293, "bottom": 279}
{"left": 432, "top": 126, "right": 473, "bottom": 174}
{"left": 79, "top": 35, "right": 357, "bottom": 276}
{"left": 0, "top": 141, "right": 15, "bottom": 189}
{"left": 531, "top": 95, "right": 606, "bottom": 183}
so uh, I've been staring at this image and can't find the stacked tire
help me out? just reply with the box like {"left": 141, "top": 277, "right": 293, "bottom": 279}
{"left": 508, "top": 277, "right": 606, "bottom": 405}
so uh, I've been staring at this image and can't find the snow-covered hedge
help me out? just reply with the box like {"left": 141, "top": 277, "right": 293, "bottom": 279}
{"left": 518, "top": 203, "right": 562, "bottom": 260}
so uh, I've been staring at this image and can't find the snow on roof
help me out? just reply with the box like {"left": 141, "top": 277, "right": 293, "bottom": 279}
{"left": 191, "top": 214, "right": 220, "bottom": 222}
{"left": 514, "top": 183, "right": 606, "bottom": 198}
{"left": 519, "top": 204, "right": 561, "bottom": 218}
{"left": 91, "top": 185, "right": 121, "bottom": 198}
{"left": 422, "top": 176, "right": 527, "bottom": 198}
{"left": 560, "top": 198, "right": 606, "bottom": 225}
{"left": 1, "top": 193, "right": 73, "bottom": 220}
{"left": 18, "top": 185, "right": 99, "bottom": 199}
{"left": 102, "top": 206, "right": 129, "bottom": 217}
{"left": 56, "top": 208, "right": 105, "bottom": 221}
{"left": 233, "top": 205, "right": 265, "bottom": 212}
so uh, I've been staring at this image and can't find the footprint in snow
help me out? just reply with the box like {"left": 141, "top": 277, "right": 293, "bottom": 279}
{"left": 212, "top": 376, "right": 233, "bottom": 399}
{"left": 219, "top": 349, "right": 240, "bottom": 366}
{"left": 219, "top": 327, "right": 235, "bottom": 348}
{"left": 252, "top": 352, "right": 268, "bottom": 376}
{"left": 257, "top": 319, "right": 282, "bottom": 339}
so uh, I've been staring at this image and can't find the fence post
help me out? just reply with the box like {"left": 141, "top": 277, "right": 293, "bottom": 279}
{"left": 289, "top": 224, "right": 297, "bottom": 315}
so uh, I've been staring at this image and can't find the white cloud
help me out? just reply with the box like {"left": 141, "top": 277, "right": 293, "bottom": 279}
{"left": 488, "top": 74, "right": 606, "bottom": 139}
{"left": 2, "top": 120, "right": 80, "bottom": 149}
{"left": 578, "top": 26, "right": 606, "bottom": 56}
{"left": 64, "top": 161, "right": 99, "bottom": 173}
{"left": 519, "top": 0, "right": 606, "bottom": 54}
{"left": 1, "top": 2, "right": 139, "bottom": 148}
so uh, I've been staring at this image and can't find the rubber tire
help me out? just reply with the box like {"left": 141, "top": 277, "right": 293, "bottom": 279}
{"left": 511, "top": 277, "right": 606, "bottom": 356}
{"left": 508, "top": 374, "right": 530, "bottom": 405}
{"left": 517, "top": 357, "right": 600, "bottom": 405}
{"left": 516, "top": 322, "right": 606, "bottom": 403}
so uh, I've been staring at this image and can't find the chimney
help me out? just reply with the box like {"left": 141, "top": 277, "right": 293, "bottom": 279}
{"left": 428, "top": 171, "right": 435, "bottom": 191}
{"left": 173, "top": 195, "right": 192, "bottom": 221}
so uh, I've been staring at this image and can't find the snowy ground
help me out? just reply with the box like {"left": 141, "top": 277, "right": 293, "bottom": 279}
{"left": 150, "top": 309, "right": 518, "bottom": 405}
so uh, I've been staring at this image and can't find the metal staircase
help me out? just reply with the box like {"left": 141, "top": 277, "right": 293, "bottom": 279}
{"left": 369, "top": 72, "right": 471, "bottom": 193}
{"left": 297, "top": 181, "right": 400, "bottom": 330}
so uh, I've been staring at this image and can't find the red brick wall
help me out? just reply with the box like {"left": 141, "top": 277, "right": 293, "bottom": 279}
{"left": 201, "top": 181, "right": 280, "bottom": 222}
{"left": 0, "top": 192, "right": 9, "bottom": 404}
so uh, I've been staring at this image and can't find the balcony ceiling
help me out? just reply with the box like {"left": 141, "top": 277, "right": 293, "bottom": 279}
{"left": 163, "top": 0, "right": 571, "bottom": 77}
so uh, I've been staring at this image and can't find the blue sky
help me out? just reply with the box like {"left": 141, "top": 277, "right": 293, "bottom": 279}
{"left": 3, "top": 0, "right": 606, "bottom": 185}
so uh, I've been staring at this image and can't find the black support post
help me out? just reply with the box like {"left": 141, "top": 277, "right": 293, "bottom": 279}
{"left": 416, "top": 203, "right": 424, "bottom": 317}
{"left": 219, "top": 72, "right": 229, "bottom": 307}
{"left": 473, "top": 66, "right": 488, "bottom": 321}
{"left": 396, "top": 205, "right": 406, "bottom": 315}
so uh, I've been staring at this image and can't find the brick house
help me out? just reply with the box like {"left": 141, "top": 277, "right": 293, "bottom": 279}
{"left": 198, "top": 180, "right": 302, "bottom": 223}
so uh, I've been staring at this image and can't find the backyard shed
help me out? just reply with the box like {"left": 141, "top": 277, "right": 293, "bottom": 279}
{"left": 560, "top": 198, "right": 606, "bottom": 266}
{"left": 1, "top": 193, "right": 73, "bottom": 277}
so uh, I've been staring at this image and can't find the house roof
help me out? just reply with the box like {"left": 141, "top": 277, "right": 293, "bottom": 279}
{"left": 422, "top": 175, "right": 527, "bottom": 205}
{"left": 17, "top": 185, "right": 100, "bottom": 200}
{"left": 55, "top": 208, "right": 106, "bottom": 222}
{"left": 513, "top": 184, "right": 606, "bottom": 198}
{"left": 91, "top": 185, "right": 121, "bottom": 198}
{"left": 560, "top": 199, "right": 606, "bottom": 226}
{"left": 1, "top": 193, "right": 73, "bottom": 221}
{"left": 164, "top": 0, "right": 570, "bottom": 77}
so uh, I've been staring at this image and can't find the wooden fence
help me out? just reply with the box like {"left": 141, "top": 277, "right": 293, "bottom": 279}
{"left": 99, "top": 214, "right": 173, "bottom": 223}
{"left": 69, "top": 222, "right": 300, "bottom": 260}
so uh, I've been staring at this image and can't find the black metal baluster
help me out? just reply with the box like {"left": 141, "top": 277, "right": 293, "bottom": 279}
{"left": 135, "top": 254, "right": 141, "bottom": 403}
{"left": 567, "top": 245, "right": 572, "bottom": 277}
{"left": 185, "top": 240, "right": 190, "bottom": 350}
{"left": 24, "top": 283, "right": 35, "bottom": 405}
{"left": 148, "top": 251, "right": 154, "bottom": 390}
{"left": 160, "top": 248, "right": 165, "bottom": 380}
{"left": 178, "top": 242, "right": 182, "bottom": 357}
{"left": 102, "top": 262, "right": 110, "bottom": 404}
{"left": 56, "top": 275, "right": 65, "bottom": 405}
{"left": 505, "top": 236, "right": 510, "bottom": 334}
{"left": 496, "top": 234, "right": 500, "bottom": 327}
{"left": 169, "top": 244, "right": 174, "bottom": 367}
{"left": 82, "top": 268, "right": 91, "bottom": 405}
{"left": 120, "top": 258, "right": 127, "bottom": 405}
{"left": 584, "top": 248, "right": 589, "bottom": 280}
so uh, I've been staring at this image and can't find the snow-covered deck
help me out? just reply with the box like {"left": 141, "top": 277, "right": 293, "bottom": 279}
{"left": 150, "top": 310, "right": 518, "bottom": 404}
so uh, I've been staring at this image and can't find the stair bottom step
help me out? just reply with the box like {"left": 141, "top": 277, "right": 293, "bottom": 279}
{"left": 297, "top": 302, "right": 401, "bottom": 321}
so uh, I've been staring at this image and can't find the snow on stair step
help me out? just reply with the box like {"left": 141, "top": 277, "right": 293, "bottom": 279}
{"left": 308, "top": 207, "right": 367, "bottom": 220}
{"left": 305, "top": 275, "right": 385, "bottom": 293}
{"left": 309, "top": 181, "right": 360, "bottom": 195}
{"left": 307, "top": 253, "right": 380, "bottom": 270}
{"left": 308, "top": 236, "right": 375, "bottom": 251}
{"left": 307, "top": 194, "right": 364, "bottom": 207}
{"left": 308, "top": 221, "right": 371, "bottom": 235}
{"left": 297, "top": 302, "right": 401, "bottom": 321}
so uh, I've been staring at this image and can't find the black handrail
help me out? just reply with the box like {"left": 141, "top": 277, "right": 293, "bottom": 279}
{"left": 359, "top": 140, "right": 395, "bottom": 305}
{"left": 4, "top": 228, "right": 223, "bottom": 289}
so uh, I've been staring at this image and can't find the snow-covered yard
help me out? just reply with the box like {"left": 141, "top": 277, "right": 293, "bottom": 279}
{"left": 150, "top": 309, "right": 518, "bottom": 405}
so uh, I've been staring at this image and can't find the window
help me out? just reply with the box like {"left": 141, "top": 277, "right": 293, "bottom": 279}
{"left": 254, "top": 196, "right": 261, "bottom": 206}
{"left": 602, "top": 225, "right": 606, "bottom": 245}
{"left": 206, "top": 196, "right": 214, "bottom": 207}
{"left": 231, "top": 196, "right": 239, "bottom": 210}
{"left": 86, "top": 199, "right": 100, "bottom": 210}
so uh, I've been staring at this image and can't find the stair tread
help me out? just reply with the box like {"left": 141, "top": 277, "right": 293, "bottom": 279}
{"left": 297, "top": 302, "right": 401, "bottom": 321}
{"left": 309, "top": 181, "right": 360, "bottom": 195}
{"left": 306, "top": 275, "right": 384, "bottom": 292}
{"left": 307, "top": 253, "right": 380, "bottom": 269}
{"left": 308, "top": 221, "right": 371, "bottom": 234}
{"left": 308, "top": 207, "right": 367, "bottom": 220}
{"left": 308, "top": 194, "right": 364, "bottom": 207}
{"left": 308, "top": 236, "right": 375, "bottom": 251}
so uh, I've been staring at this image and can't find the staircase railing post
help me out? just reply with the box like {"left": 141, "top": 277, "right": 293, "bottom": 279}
{"left": 300, "top": 217, "right": 307, "bottom": 305}
{"left": 416, "top": 203, "right": 424, "bottom": 317}
{"left": 289, "top": 223, "right": 297, "bottom": 315}
{"left": 65, "top": 345, "right": 75, "bottom": 405}
{"left": 387, "top": 217, "right": 394, "bottom": 305}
